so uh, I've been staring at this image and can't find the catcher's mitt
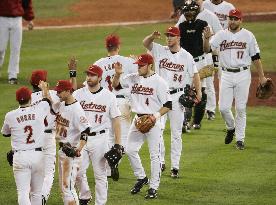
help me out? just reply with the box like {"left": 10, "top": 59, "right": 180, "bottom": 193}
{"left": 104, "top": 144, "right": 123, "bottom": 181}
{"left": 198, "top": 65, "right": 218, "bottom": 79}
{"left": 179, "top": 85, "right": 199, "bottom": 108}
{"left": 135, "top": 115, "right": 156, "bottom": 133}
{"left": 256, "top": 78, "right": 274, "bottom": 99}
{"left": 62, "top": 142, "right": 80, "bottom": 158}
{"left": 7, "top": 150, "right": 14, "bottom": 166}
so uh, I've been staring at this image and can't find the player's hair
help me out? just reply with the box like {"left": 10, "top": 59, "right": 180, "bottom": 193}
{"left": 106, "top": 45, "right": 119, "bottom": 52}
{"left": 18, "top": 99, "right": 30, "bottom": 105}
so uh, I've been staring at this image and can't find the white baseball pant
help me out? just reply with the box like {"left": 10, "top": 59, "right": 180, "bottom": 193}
{"left": 219, "top": 69, "right": 251, "bottom": 142}
{"left": 76, "top": 132, "right": 109, "bottom": 205}
{"left": 13, "top": 149, "right": 44, "bottom": 205}
{"left": 41, "top": 132, "right": 56, "bottom": 201}
{"left": 167, "top": 92, "right": 185, "bottom": 170}
{"left": 126, "top": 116, "right": 162, "bottom": 190}
{"left": 58, "top": 150, "right": 81, "bottom": 205}
{"left": 0, "top": 17, "right": 22, "bottom": 79}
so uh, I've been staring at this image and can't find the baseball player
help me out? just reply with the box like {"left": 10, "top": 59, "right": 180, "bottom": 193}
{"left": 29, "top": 70, "right": 60, "bottom": 204}
{"left": 179, "top": 0, "right": 210, "bottom": 130}
{"left": 94, "top": 35, "right": 137, "bottom": 147}
{"left": 143, "top": 26, "right": 201, "bottom": 178}
{"left": 1, "top": 86, "right": 51, "bottom": 205}
{"left": 73, "top": 64, "right": 121, "bottom": 205}
{"left": 177, "top": 0, "right": 223, "bottom": 121}
{"left": 112, "top": 53, "right": 172, "bottom": 199}
{"left": 204, "top": 9, "right": 268, "bottom": 150}
{"left": 0, "top": 0, "right": 34, "bottom": 84}
{"left": 41, "top": 79, "right": 92, "bottom": 205}
{"left": 203, "top": 0, "right": 235, "bottom": 29}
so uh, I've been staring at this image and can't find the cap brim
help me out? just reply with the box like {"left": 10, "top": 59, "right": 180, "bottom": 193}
{"left": 164, "top": 32, "right": 179, "bottom": 36}
{"left": 133, "top": 61, "right": 147, "bottom": 66}
{"left": 84, "top": 71, "right": 98, "bottom": 76}
{"left": 228, "top": 15, "right": 241, "bottom": 19}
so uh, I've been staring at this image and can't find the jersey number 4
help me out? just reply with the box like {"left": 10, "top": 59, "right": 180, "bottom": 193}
{"left": 24, "top": 125, "right": 35, "bottom": 144}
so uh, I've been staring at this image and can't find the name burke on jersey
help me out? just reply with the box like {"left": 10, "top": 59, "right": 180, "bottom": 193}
{"left": 159, "top": 58, "right": 185, "bottom": 72}
{"left": 80, "top": 101, "right": 107, "bottom": 112}
{"left": 16, "top": 114, "right": 35, "bottom": 123}
{"left": 131, "top": 83, "right": 153, "bottom": 95}
{"left": 220, "top": 40, "right": 247, "bottom": 51}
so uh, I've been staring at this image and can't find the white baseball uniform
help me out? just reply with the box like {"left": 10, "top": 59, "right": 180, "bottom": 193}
{"left": 210, "top": 28, "right": 260, "bottom": 142}
{"left": 121, "top": 72, "right": 171, "bottom": 190}
{"left": 31, "top": 90, "right": 59, "bottom": 201}
{"left": 1, "top": 100, "right": 50, "bottom": 205}
{"left": 177, "top": 8, "right": 223, "bottom": 113}
{"left": 203, "top": 0, "right": 235, "bottom": 29}
{"left": 74, "top": 87, "right": 121, "bottom": 205}
{"left": 150, "top": 42, "right": 197, "bottom": 170}
{"left": 53, "top": 100, "right": 91, "bottom": 205}
{"left": 94, "top": 55, "right": 137, "bottom": 148}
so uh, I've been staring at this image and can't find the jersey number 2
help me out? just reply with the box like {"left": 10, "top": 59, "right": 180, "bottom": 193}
{"left": 24, "top": 125, "right": 35, "bottom": 144}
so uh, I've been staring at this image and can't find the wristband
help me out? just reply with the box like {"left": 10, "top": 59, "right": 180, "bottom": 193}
{"left": 69, "top": 70, "right": 77, "bottom": 77}
{"left": 153, "top": 112, "right": 161, "bottom": 120}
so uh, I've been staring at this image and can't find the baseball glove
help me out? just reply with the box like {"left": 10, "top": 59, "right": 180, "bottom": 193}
{"left": 7, "top": 150, "right": 14, "bottom": 166}
{"left": 179, "top": 85, "right": 199, "bottom": 108}
{"left": 256, "top": 78, "right": 274, "bottom": 99}
{"left": 104, "top": 144, "right": 123, "bottom": 181}
{"left": 135, "top": 114, "right": 156, "bottom": 133}
{"left": 198, "top": 65, "right": 218, "bottom": 79}
{"left": 62, "top": 142, "right": 80, "bottom": 158}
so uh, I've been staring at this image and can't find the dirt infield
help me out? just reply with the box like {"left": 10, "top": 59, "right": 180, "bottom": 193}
{"left": 34, "top": 0, "right": 276, "bottom": 26}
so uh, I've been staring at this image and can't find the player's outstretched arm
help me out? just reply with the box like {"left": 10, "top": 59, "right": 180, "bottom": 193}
{"left": 193, "top": 73, "right": 202, "bottom": 102}
{"left": 253, "top": 59, "right": 267, "bottom": 85}
{"left": 112, "top": 62, "right": 123, "bottom": 89}
{"left": 143, "top": 31, "right": 161, "bottom": 51}
{"left": 68, "top": 56, "right": 78, "bottom": 90}
{"left": 112, "top": 117, "right": 121, "bottom": 145}
{"left": 203, "top": 26, "right": 212, "bottom": 53}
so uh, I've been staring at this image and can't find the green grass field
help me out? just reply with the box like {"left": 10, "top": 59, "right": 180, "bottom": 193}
{"left": 0, "top": 22, "right": 276, "bottom": 205}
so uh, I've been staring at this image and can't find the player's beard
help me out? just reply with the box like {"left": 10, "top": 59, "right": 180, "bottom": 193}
{"left": 87, "top": 80, "right": 98, "bottom": 88}
{"left": 229, "top": 23, "right": 240, "bottom": 32}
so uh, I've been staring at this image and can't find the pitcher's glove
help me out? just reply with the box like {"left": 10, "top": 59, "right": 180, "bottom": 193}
{"left": 135, "top": 114, "right": 156, "bottom": 133}
{"left": 198, "top": 65, "right": 218, "bottom": 79}
{"left": 104, "top": 144, "right": 123, "bottom": 181}
{"left": 62, "top": 142, "right": 80, "bottom": 158}
{"left": 179, "top": 85, "right": 199, "bottom": 108}
{"left": 256, "top": 78, "right": 274, "bottom": 99}
{"left": 7, "top": 150, "right": 14, "bottom": 166}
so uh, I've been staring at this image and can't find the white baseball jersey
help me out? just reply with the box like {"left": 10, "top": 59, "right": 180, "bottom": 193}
{"left": 210, "top": 28, "right": 260, "bottom": 68}
{"left": 176, "top": 8, "right": 223, "bottom": 34}
{"left": 151, "top": 42, "right": 198, "bottom": 88}
{"left": 121, "top": 73, "right": 171, "bottom": 114}
{"left": 1, "top": 101, "right": 50, "bottom": 151}
{"left": 94, "top": 55, "right": 138, "bottom": 96}
{"left": 73, "top": 87, "right": 121, "bottom": 131}
{"left": 53, "top": 101, "right": 90, "bottom": 147}
{"left": 203, "top": 0, "right": 235, "bottom": 29}
{"left": 31, "top": 90, "right": 59, "bottom": 130}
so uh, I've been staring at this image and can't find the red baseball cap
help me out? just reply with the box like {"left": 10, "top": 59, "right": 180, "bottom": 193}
{"left": 54, "top": 80, "right": 73, "bottom": 93}
{"left": 229, "top": 9, "right": 242, "bottom": 19}
{"left": 16, "top": 87, "right": 32, "bottom": 102}
{"left": 105, "top": 34, "right": 120, "bottom": 48}
{"left": 134, "top": 54, "right": 154, "bottom": 66}
{"left": 85, "top": 65, "right": 103, "bottom": 77}
{"left": 164, "top": 26, "right": 180, "bottom": 36}
{"left": 30, "top": 69, "right": 47, "bottom": 86}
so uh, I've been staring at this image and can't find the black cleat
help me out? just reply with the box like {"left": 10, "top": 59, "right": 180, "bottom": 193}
{"left": 236, "top": 141, "right": 245, "bottom": 150}
{"left": 182, "top": 122, "right": 191, "bottom": 133}
{"left": 161, "top": 164, "right": 166, "bottom": 172}
{"left": 79, "top": 198, "right": 91, "bottom": 205}
{"left": 225, "top": 129, "right": 235, "bottom": 144}
{"left": 171, "top": 168, "right": 179, "bottom": 178}
{"left": 130, "top": 177, "right": 149, "bottom": 194}
{"left": 111, "top": 165, "right": 119, "bottom": 181}
{"left": 8, "top": 78, "right": 18, "bottom": 85}
{"left": 145, "top": 188, "right": 157, "bottom": 199}
{"left": 193, "top": 124, "right": 201, "bottom": 130}
{"left": 206, "top": 110, "right": 215, "bottom": 120}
